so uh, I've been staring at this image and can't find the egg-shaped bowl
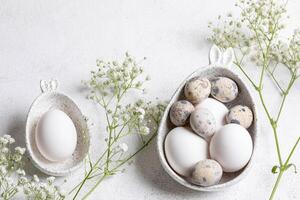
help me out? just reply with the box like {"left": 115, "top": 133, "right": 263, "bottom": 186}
{"left": 26, "top": 91, "right": 90, "bottom": 176}
{"left": 157, "top": 65, "right": 258, "bottom": 191}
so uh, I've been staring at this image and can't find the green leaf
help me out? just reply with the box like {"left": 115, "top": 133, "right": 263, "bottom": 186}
{"left": 271, "top": 165, "right": 280, "bottom": 174}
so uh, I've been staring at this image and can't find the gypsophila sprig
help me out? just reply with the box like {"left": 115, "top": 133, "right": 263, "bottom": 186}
{"left": 22, "top": 175, "right": 66, "bottom": 200}
{"left": 0, "top": 135, "right": 64, "bottom": 200}
{"left": 208, "top": 0, "right": 300, "bottom": 199}
{"left": 70, "top": 53, "right": 166, "bottom": 199}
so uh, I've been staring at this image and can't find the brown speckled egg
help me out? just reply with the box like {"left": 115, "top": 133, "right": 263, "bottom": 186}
{"left": 170, "top": 100, "right": 194, "bottom": 126}
{"left": 210, "top": 77, "right": 238, "bottom": 103}
{"left": 226, "top": 105, "right": 253, "bottom": 128}
{"left": 192, "top": 159, "right": 223, "bottom": 186}
{"left": 190, "top": 108, "right": 216, "bottom": 138}
{"left": 184, "top": 77, "right": 211, "bottom": 104}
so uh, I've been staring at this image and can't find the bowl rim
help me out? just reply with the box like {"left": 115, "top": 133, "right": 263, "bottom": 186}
{"left": 156, "top": 65, "right": 258, "bottom": 191}
{"left": 25, "top": 91, "right": 90, "bottom": 176}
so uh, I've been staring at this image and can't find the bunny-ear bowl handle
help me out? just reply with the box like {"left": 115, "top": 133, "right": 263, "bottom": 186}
{"left": 209, "top": 44, "right": 234, "bottom": 69}
{"left": 40, "top": 79, "right": 58, "bottom": 93}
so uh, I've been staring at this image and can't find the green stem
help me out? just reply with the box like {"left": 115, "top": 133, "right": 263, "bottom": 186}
{"left": 234, "top": 61, "right": 258, "bottom": 89}
{"left": 268, "top": 170, "right": 284, "bottom": 200}
{"left": 270, "top": 124, "right": 283, "bottom": 166}
{"left": 72, "top": 169, "right": 93, "bottom": 200}
{"left": 284, "top": 137, "right": 300, "bottom": 167}
{"left": 81, "top": 129, "right": 157, "bottom": 200}
{"left": 266, "top": 68, "right": 284, "bottom": 94}
{"left": 276, "top": 75, "right": 296, "bottom": 122}
{"left": 81, "top": 174, "right": 107, "bottom": 200}
{"left": 70, "top": 149, "right": 108, "bottom": 196}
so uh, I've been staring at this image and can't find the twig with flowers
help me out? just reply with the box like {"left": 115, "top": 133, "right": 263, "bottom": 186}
{"left": 70, "top": 53, "right": 166, "bottom": 199}
{"left": 208, "top": 0, "right": 300, "bottom": 199}
{"left": 0, "top": 134, "right": 65, "bottom": 200}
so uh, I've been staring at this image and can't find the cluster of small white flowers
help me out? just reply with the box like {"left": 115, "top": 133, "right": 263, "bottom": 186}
{"left": 208, "top": 0, "right": 288, "bottom": 58}
{"left": 208, "top": 0, "right": 300, "bottom": 81}
{"left": 208, "top": 2, "right": 300, "bottom": 199}
{"left": 22, "top": 175, "right": 66, "bottom": 200}
{"left": 0, "top": 134, "right": 15, "bottom": 146}
{"left": 74, "top": 53, "right": 167, "bottom": 199}
{"left": 0, "top": 134, "right": 24, "bottom": 199}
{"left": 88, "top": 52, "right": 150, "bottom": 102}
{"left": 0, "top": 134, "right": 65, "bottom": 200}
{"left": 270, "top": 31, "right": 300, "bottom": 71}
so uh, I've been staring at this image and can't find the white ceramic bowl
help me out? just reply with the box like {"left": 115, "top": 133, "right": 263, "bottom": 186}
{"left": 157, "top": 65, "right": 258, "bottom": 191}
{"left": 25, "top": 80, "right": 90, "bottom": 176}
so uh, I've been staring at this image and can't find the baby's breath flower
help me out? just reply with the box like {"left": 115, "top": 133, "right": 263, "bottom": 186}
{"left": 16, "top": 169, "right": 26, "bottom": 176}
{"left": 12, "top": 154, "right": 22, "bottom": 162}
{"left": 1, "top": 147, "right": 8, "bottom": 153}
{"left": 208, "top": 1, "right": 300, "bottom": 199}
{"left": 73, "top": 53, "right": 167, "bottom": 199}
{"left": 33, "top": 175, "right": 40, "bottom": 183}
{"left": 15, "top": 147, "right": 26, "bottom": 155}
{"left": 140, "top": 127, "right": 150, "bottom": 135}
{"left": 47, "top": 176, "right": 55, "bottom": 184}
{"left": 136, "top": 108, "right": 145, "bottom": 116}
{"left": 0, "top": 165, "right": 7, "bottom": 175}
{"left": 0, "top": 137, "right": 8, "bottom": 145}
{"left": 3, "top": 134, "right": 11, "bottom": 140}
{"left": 18, "top": 176, "right": 28, "bottom": 185}
{"left": 118, "top": 143, "right": 128, "bottom": 152}
{"left": 8, "top": 137, "right": 15, "bottom": 144}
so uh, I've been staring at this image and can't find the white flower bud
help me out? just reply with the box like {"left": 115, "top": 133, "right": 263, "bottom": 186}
{"left": 15, "top": 147, "right": 26, "bottom": 155}
{"left": 136, "top": 108, "right": 145, "bottom": 116}
{"left": 140, "top": 127, "right": 150, "bottom": 135}
{"left": 118, "top": 143, "right": 128, "bottom": 152}
{"left": 8, "top": 137, "right": 15, "bottom": 144}
{"left": 0, "top": 165, "right": 7, "bottom": 175}
{"left": 18, "top": 176, "right": 28, "bottom": 185}
{"left": 47, "top": 176, "right": 56, "bottom": 184}
{"left": 2, "top": 147, "right": 9, "bottom": 153}
{"left": 17, "top": 169, "right": 26, "bottom": 176}
{"left": 33, "top": 175, "right": 40, "bottom": 182}
{"left": 0, "top": 137, "right": 8, "bottom": 145}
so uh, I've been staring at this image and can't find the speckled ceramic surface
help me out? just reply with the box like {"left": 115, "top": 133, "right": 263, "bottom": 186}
{"left": 25, "top": 80, "right": 90, "bottom": 176}
{"left": 157, "top": 45, "right": 258, "bottom": 191}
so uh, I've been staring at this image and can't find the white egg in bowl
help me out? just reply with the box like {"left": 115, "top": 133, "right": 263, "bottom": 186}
{"left": 26, "top": 80, "right": 90, "bottom": 176}
{"left": 157, "top": 45, "right": 258, "bottom": 191}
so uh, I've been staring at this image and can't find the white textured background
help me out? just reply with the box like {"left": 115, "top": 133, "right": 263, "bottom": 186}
{"left": 0, "top": 0, "right": 300, "bottom": 199}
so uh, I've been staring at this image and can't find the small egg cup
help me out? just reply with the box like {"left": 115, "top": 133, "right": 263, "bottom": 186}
{"left": 157, "top": 45, "right": 258, "bottom": 191}
{"left": 25, "top": 80, "right": 90, "bottom": 176}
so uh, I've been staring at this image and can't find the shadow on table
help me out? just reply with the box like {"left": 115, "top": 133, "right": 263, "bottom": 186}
{"left": 135, "top": 140, "right": 220, "bottom": 198}
{"left": 5, "top": 112, "right": 48, "bottom": 178}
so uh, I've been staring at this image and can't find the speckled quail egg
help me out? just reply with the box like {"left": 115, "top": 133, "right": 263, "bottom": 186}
{"left": 192, "top": 159, "right": 223, "bottom": 186}
{"left": 184, "top": 77, "right": 211, "bottom": 104}
{"left": 210, "top": 77, "right": 238, "bottom": 103}
{"left": 190, "top": 108, "right": 216, "bottom": 139}
{"left": 170, "top": 100, "right": 195, "bottom": 126}
{"left": 196, "top": 98, "right": 228, "bottom": 132}
{"left": 226, "top": 105, "right": 253, "bottom": 128}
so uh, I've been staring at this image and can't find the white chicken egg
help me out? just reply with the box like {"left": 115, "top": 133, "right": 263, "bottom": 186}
{"left": 164, "top": 127, "right": 208, "bottom": 177}
{"left": 210, "top": 124, "right": 253, "bottom": 172}
{"left": 196, "top": 98, "right": 228, "bottom": 132}
{"left": 36, "top": 109, "right": 77, "bottom": 162}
